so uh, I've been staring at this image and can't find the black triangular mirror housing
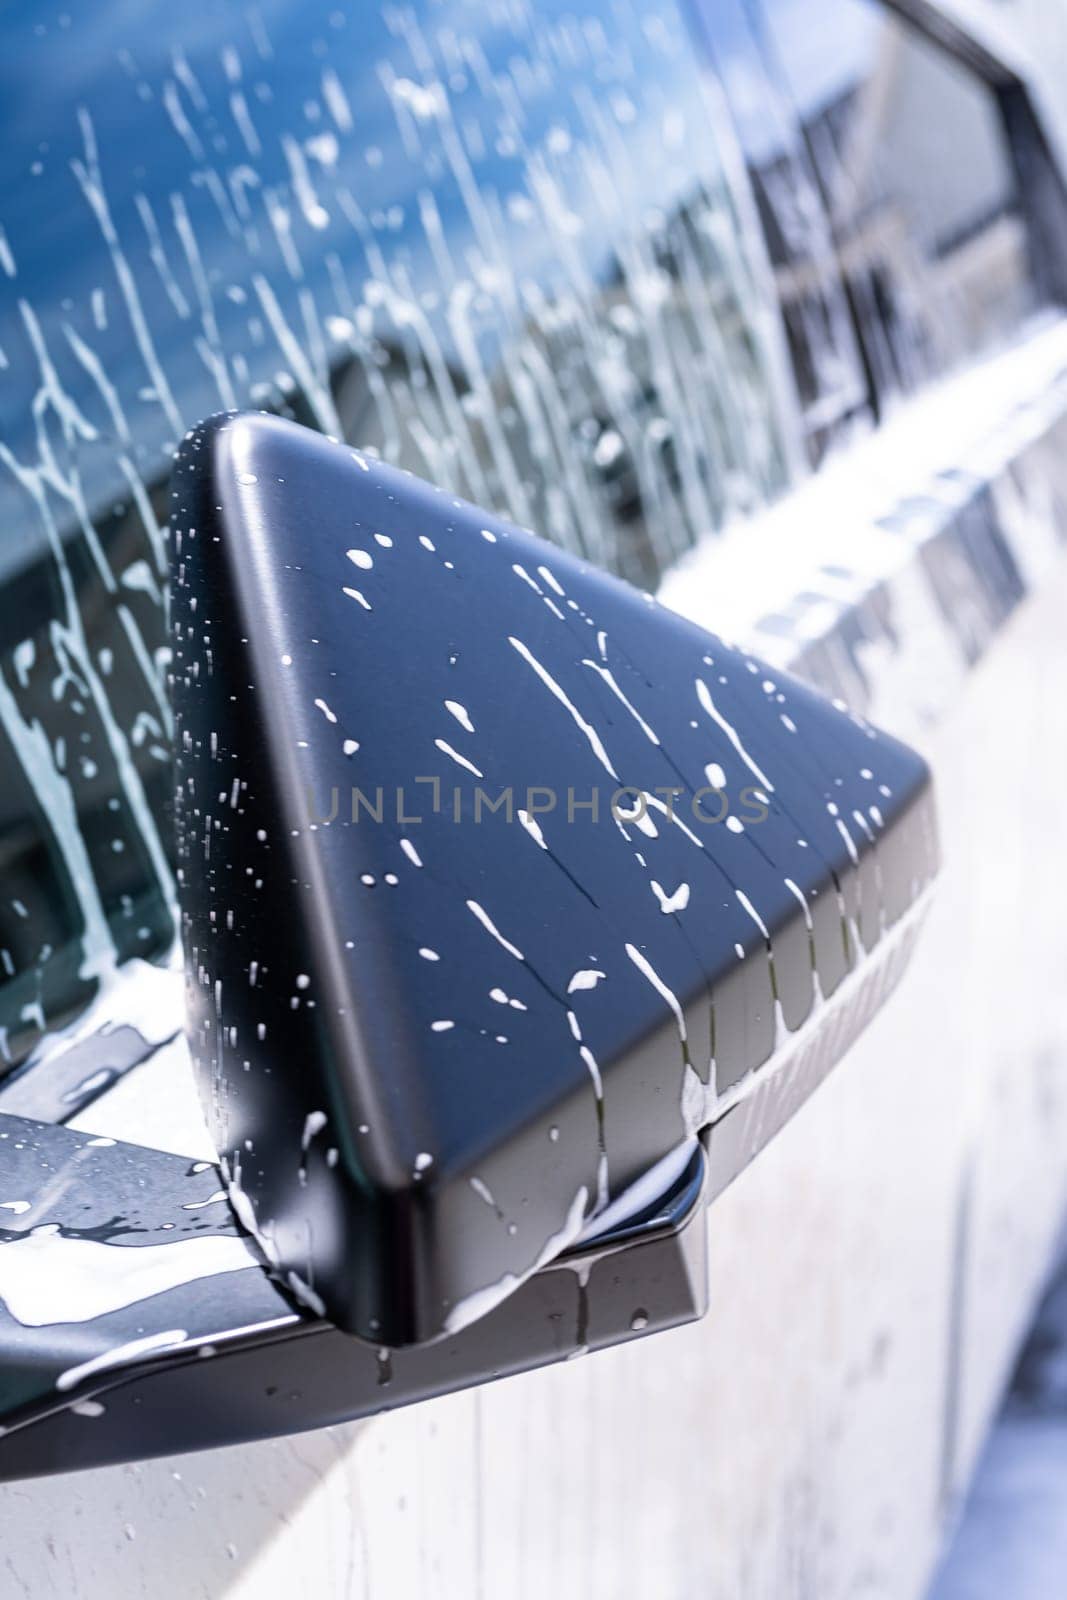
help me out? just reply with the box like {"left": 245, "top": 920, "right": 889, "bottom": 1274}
{"left": 170, "top": 413, "right": 937, "bottom": 1349}
{"left": 0, "top": 416, "right": 939, "bottom": 1481}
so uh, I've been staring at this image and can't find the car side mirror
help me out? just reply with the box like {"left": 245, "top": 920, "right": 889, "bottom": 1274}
{"left": 0, "top": 414, "right": 936, "bottom": 1476}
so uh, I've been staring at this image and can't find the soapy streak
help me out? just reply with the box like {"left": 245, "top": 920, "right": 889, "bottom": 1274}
{"left": 443, "top": 1185, "right": 588, "bottom": 1334}
{"left": 0, "top": 1226, "right": 256, "bottom": 1328}
{"left": 58, "top": 1330, "right": 190, "bottom": 1393}
{"left": 695, "top": 678, "right": 775, "bottom": 793}
{"left": 509, "top": 637, "right": 619, "bottom": 781}
{"left": 685, "top": 884, "right": 935, "bottom": 1132}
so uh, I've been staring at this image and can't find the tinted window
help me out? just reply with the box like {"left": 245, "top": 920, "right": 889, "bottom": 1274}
{"left": 0, "top": 0, "right": 801, "bottom": 1064}
{"left": 0, "top": 0, "right": 1042, "bottom": 1064}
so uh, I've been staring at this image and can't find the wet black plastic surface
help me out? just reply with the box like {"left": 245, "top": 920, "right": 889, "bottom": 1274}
{"left": 0, "top": 1117, "right": 705, "bottom": 1480}
{"left": 170, "top": 413, "right": 936, "bottom": 1345}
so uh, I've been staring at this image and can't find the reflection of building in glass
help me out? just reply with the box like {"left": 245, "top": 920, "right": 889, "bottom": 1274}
{"left": 740, "top": 2, "right": 1035, "bottom": 460}
{"left": 334, "top": 177, "right": 796, "bottom": 590}
{"left": 826, "top": 20, "right": 1027, "bottom": 381}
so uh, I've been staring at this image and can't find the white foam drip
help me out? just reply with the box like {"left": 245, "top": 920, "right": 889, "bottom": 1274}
{"left": 695, "top": 677, "right": 775, "bottom": 792}
{"left": 625, "top": 943, "right": 688, "bottom": 1044}
{"left": 57, "top": 1330, "right": 190, "bottom": 1393}
{"left": 567, "top": 969, "right": 606, "bottom": 993}
{"left": 443, "top": 1184, "right": 589, "bottom": 1335}
{"left": 0, "top": 1227, "right": 255, "bottom": 1328}
{"left": 509, "top": 636, "right": 619, "bottom": 780}
{"left": 466, "top": 899, "right": 525, "bottom": 962}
